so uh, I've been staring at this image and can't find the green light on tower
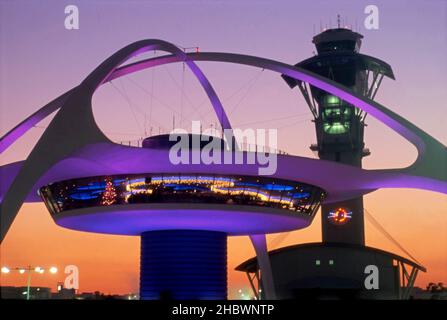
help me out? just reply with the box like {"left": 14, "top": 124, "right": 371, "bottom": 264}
{"left": 323, "top": 122, "right": 349, "bottom": 134}
{"left": 325, "top": 95, "right": 340, "bottom": 106}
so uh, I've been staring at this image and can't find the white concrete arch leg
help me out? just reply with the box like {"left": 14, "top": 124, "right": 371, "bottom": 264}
{"left": 249, "top": 234, "right": 276, "bottom": 300}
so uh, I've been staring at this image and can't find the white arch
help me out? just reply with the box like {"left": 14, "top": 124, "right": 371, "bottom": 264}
{"left": 0, "top": 39, "right": 231, "bottom": 241}
{"left": 1, "top": 39, "right": 446, "bottom": 242}
{"left": 108, "top": 51, "right": 446, "bottom": 183}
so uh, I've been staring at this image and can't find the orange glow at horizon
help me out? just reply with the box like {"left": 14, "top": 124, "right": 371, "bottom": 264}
{"left": 0, "top": 189, "right": 445, "bottom": 299}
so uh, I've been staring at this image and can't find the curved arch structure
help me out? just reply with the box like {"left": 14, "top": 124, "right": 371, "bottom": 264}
{"left": 1, "top": 39, "right": 446, "bottom": 240}
{"left": 0, "top": 39, "right": 233, "bottom": 240}
{"left": 108, "top": 52, "right": 446, "bottom": 181}
{"left": 1, "top": 39, "right": 446, "bottom": 299}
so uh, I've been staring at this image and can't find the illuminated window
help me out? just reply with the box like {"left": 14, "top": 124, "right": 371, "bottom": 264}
{"left": 329, "top": 259, "right": 334, "bottom": 266}
{"left": 315, "top": 260, "right": 321, "bottom": 266}
{"left": 323, "top": 122, "right": 350, "bottom": 134}
{"left": 39, "top": 174, "right": 326, "bottom": 216}
{"left": 324, "top": 108, "right": 341, "bottom": 118}
{"left": 323, "top": 107, "right": 351, "bottom": 120}
{"left": 325, "top": 95, "right": 340, "bottom": 106}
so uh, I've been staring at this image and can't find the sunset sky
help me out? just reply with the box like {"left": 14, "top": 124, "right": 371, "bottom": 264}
{"left": 0, "top": 0, "right": 446, "bottom": 299}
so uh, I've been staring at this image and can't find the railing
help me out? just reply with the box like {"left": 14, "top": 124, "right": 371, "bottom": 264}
{"left": 117, "top": 139, "right": 289, "bottom": 155}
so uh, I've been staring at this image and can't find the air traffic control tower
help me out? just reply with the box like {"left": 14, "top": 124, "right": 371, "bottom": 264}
{"left": 282, "top": 26, "right": 394, "bottom": 245}
{"left": 237, "top": 26, "right": 425, "bottom": 300}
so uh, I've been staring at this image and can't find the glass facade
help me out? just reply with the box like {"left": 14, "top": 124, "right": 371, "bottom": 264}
{"left": 316, "top": 40, "right": 358, "bottom": 54}
{"left": 321, "top": 96, "right": 353, "bottom": 135}
{"left": 39, "top": 174, "right": 326, "bottom": 217}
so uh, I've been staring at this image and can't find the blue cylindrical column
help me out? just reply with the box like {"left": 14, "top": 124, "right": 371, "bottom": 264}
{"left": 140, "top": 230, "right": 227, "bottom": 300}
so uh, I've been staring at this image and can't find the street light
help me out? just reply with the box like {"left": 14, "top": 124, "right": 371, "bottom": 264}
{"left": 1, "top": 266, "right": 10, "bottom": 274}
{"left": 1, "top": 265, "right": 58, "bottom": 300}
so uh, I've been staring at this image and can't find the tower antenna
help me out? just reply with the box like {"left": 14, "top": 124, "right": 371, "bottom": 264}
{"left": 337, "top": 14, "right": 341, "bottom": 28}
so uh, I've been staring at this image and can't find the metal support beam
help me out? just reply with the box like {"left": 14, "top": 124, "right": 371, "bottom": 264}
{"left": 366, "top": 71, "right": 379, "bottom": 98}
{"left": 297, "top": 82, "right": 318, "bottom": 118}
{"left": 398, "top": 261, "right": 420, "bottom": 299}
{"left": 371, "top": 74, "right": 384, "bottom": 100}
{"left": 245, "top": 272, "right": 260, "bottom": 300}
